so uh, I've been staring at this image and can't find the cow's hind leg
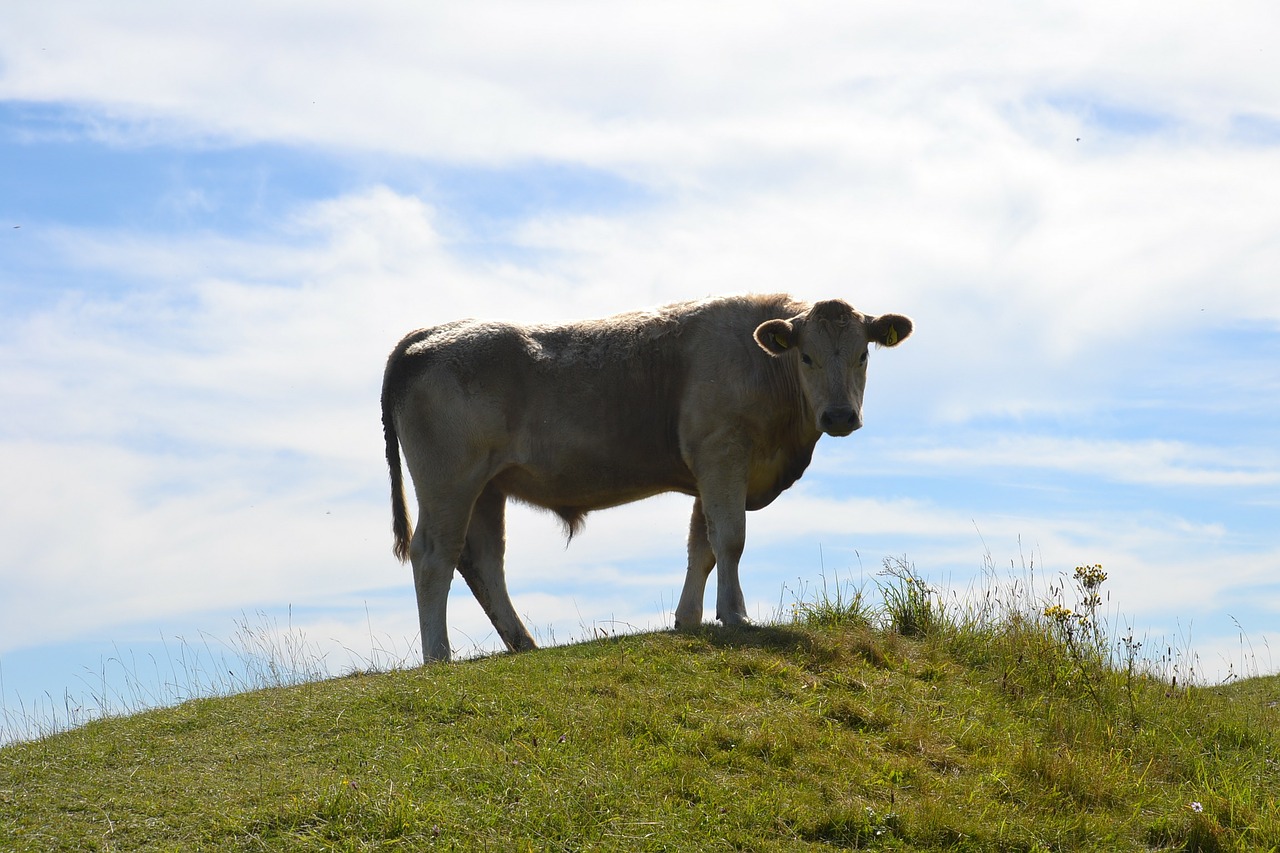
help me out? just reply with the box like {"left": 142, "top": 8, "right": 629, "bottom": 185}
{"left": 674, "top": 498, "right": 716, "bottom": 629}
{"left": 457, "top": 484, "right": 536, "bottom": 654}
{"left": 410, "top": 486, "right": 481, "bottom": 663}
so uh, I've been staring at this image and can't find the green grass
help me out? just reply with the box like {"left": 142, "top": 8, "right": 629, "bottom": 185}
{"left": 2, "top": 565, "right": 1278, "bottom": 851}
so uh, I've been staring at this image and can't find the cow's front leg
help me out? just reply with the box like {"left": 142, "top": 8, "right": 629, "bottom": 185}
{"left": 689, "top": 451, "right": 751, "bottom": 627}
{"left": 674, "top": 498, "right": 716, "bottom": 629}
{"left": 708, "top": 503, "right": 749, "bottom": 626}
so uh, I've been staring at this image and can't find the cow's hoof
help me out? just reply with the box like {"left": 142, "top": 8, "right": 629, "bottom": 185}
{"left": 673, "top": 610, "right": 704, "bottom": 631}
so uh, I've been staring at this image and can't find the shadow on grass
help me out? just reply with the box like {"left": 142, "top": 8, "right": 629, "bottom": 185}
{"left": 429, "top": 619, "right": 899, "bottom": 681}
{"left": 670, "top": 621, "right": 898, "bottom": 672}
{"left": 690, "top": 623, "right": 814, "bottom": 652}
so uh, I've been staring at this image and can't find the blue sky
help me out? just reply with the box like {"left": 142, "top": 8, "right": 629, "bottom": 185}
{"left": 3, "top": 2, "right": 1279, "bottom": 740}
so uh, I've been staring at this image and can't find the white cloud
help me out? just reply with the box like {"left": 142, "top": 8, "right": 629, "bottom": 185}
{"left": 887, "top": 436, "right": 1280, "bottom": 488}
{"left": 1174, "top": 630, "right": 1280, "bottom": 686}
{"left": 0, "top": 437, "right": 395, "bottom": 655}
{"left": 5, "top": 3, "right": 1278, "bottom": 167}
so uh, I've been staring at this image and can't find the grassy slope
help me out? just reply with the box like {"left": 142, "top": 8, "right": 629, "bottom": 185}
{"left": 1, "top": 617, "right": 1278, "bottom": 852}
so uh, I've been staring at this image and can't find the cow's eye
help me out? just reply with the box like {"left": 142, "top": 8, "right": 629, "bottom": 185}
{"left": 859, "top": 350, "right": 869, "bottom": 365}
{"left": 800, "top": 353, "right": 813, "bottom": 366}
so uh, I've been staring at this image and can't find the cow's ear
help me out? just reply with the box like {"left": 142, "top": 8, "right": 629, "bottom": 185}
{"left": 868, "top": 313, "right": 913, "bottom": 348}
{"left": 755, "top": 318, "right": 797, "bottom": 356}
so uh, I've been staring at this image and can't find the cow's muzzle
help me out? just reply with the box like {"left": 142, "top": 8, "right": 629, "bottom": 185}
{"left": 820, "top": 405, "right": 862, "bottom": 436}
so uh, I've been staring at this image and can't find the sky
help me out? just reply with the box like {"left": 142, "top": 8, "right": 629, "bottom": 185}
{"left": 2, "top": 2, "right": 1278, "bottom": 739}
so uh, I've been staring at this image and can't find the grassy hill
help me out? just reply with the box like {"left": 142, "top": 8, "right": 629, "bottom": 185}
{"left": 2, "top": 567, "right": 1278, "bottom": 851}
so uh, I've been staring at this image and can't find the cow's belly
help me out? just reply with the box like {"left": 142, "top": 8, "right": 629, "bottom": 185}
{"left": 491, "top": 401, "right": 694, "bottom": 511}
{"left": 492, "top": 450, "right": 697, "bottom": 513}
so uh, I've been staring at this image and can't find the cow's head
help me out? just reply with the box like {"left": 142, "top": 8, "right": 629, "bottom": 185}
{"left": 754, "top": 299, "right": 912, "bottom": 437}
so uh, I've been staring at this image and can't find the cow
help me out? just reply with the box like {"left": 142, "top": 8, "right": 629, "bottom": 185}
{"left": 381, "top": 293, "right": 912, "bottom": 662}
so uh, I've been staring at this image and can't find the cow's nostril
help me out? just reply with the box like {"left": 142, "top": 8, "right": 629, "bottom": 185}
{"left": 820, "top": 406, "right": 860, "bottom": 435}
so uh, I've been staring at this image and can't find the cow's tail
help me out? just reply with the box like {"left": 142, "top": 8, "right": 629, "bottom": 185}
{"left": 382, "top": 360, "right": 414, "bottom": 564}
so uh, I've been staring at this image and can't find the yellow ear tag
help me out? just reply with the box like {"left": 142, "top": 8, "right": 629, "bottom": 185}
{"left": 884, "top": 326, "right": 899, "bottom": 346}
{"left": 772, "top": 333, "right": 790, "bottom": 350}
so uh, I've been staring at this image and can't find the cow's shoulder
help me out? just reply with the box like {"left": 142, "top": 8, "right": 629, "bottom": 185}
{"left": 677, "top": 294, "right": 809, "bottom": 355}
{"left": 671, "top": 295, "right": 821, "bottom": 500}
{"left": 675, "top": 294, "right": 809, "bottom": 392}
